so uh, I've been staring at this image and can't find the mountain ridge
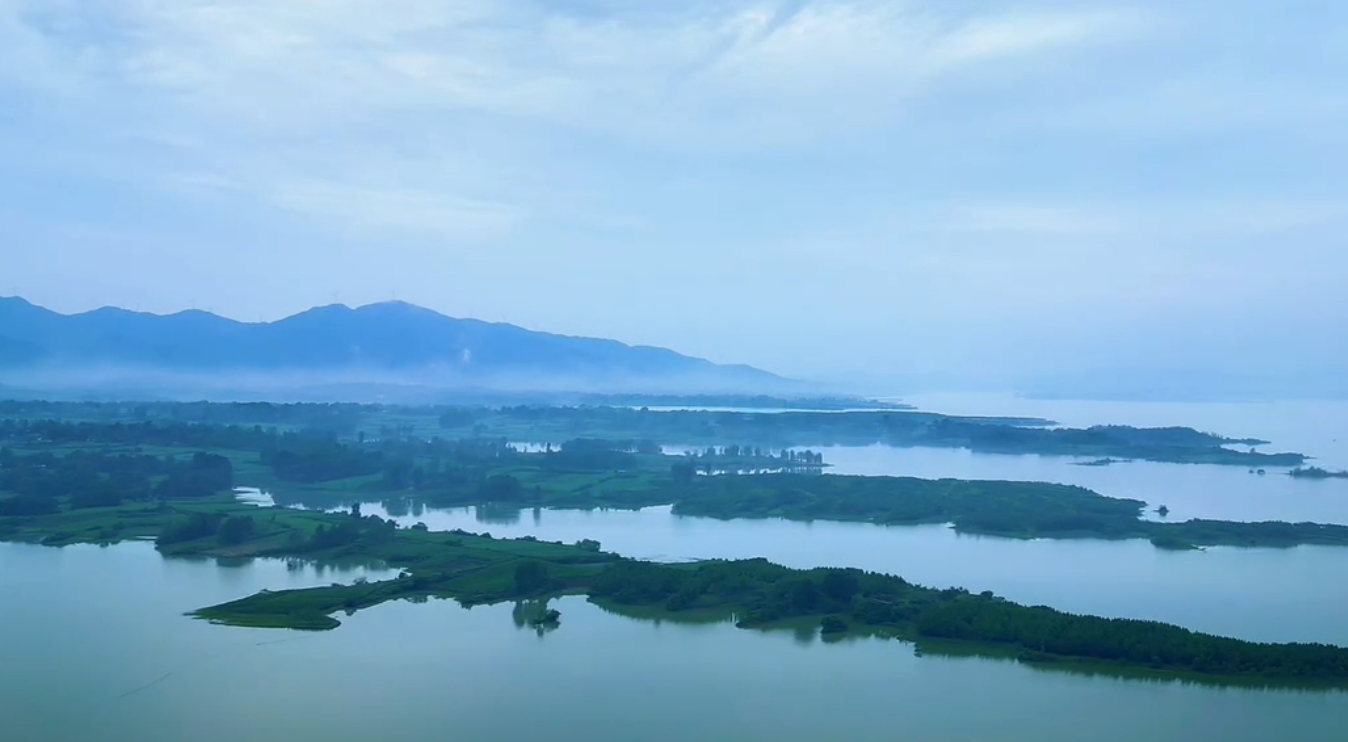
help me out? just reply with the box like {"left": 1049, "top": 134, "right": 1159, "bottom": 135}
{"left": 0, "top": 297, "right": 785, "bottom": 394}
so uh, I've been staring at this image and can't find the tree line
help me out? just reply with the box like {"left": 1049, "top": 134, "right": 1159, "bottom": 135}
{"left": 590, "top": 558, "right": 1348, "bottom": 681}
{"left": 0, "top": 447, "right": 233, "bottom": 515}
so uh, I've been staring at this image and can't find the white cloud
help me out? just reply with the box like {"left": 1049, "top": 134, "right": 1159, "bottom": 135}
{"left": 0, "top": 0, "right": 1149, "bottom": 237}
{"left": 12, "top": 1, "right": 1147, "bottom": 134}
{"left": 5, "top": 0, "right": 1346, "bottom": 383}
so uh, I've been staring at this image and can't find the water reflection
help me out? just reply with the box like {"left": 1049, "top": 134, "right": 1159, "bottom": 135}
{"left": 476, "top": 502, "right": 523, "bottom": 525}
{"left": 5, "top": 546, "right": 1344, "bottom": 742}
{"left": 382, "top": 498, "right": 412, "bottom": 518}
{"left": 511, "top": 599, "right": 561, "bottom": 637}
{"left": 319, "top": 501, "right": 1348, "bottom": 646}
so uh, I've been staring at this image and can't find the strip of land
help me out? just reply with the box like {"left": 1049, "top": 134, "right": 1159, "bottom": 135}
{"left": 0, "top": 420, "right": 1339, "bottom": 551}
{"left": 4, "top": 416, "right": 1348, "bottom": 685}
{"left": 7, "top": 496, "right": 1344, "bottom": 686}
{"left": 0, "top": 399, "right": 1304, "bottom": 466}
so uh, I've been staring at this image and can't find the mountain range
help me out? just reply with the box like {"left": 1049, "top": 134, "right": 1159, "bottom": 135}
{"left": 0, "top": 297, "right": 784, "bottom": 398}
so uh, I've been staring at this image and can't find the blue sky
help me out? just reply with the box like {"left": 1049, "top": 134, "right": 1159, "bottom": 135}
{"left": 2, "top": 0, "right": 1345, "bottom": 389}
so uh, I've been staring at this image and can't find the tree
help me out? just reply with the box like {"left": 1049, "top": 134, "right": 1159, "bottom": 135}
{"left": 671, "top": 460, "right": 696, "bottom": 485}
{"left": 481, "top": 474, "right": 524, "bottom": 501}
{"left": 788, "top": 578, "right": 821, "bottom": 612}
{"left": 157, "top": 513, "right": 220, "bottom": 546}
{"left": 514, "top": 561, "right": 550, "bottom": 593}
{"left": 217, "top": 515, "right": 257, "bottom": 545}
{"left": 822, "top": 570, "right": 860, "bottom": 603}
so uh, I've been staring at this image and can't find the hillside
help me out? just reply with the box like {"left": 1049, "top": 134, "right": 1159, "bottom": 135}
{"left": 0, "top": 297, "right": 784, "bottom": 395}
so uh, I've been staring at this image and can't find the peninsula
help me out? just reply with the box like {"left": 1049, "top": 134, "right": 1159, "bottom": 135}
{"left": 9, "top": 495, "right": 1345, "bottom": 686}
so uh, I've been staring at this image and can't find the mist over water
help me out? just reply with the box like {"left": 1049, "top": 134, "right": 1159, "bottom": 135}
{"left": 5, "top": 0, "right": 1347, "bottom": 737}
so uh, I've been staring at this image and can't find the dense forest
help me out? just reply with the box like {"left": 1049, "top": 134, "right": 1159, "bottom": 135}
{"left": 0, "top": 447, "right": 233, "bottom": 515}
{"left": 661, "top": 474, "right": 1348, "bottom": 548}
{"left": 153, "top": 504, "right": 1348, "bottom": 683}
{"left": 4, "top": 409, "right": 1348, "bottom": 684}
{"left": 0, "top": 399, "right": 1303, "bottom": 466}
{"left": 1, "top": 418, "right": 1341, "bottom": 549}
{"left": 591, "top": 558, "right": 1348, "bottom": 681}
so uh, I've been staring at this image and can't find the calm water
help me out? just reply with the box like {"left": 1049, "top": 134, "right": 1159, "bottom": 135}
{"left": 884, "top": 395, "right": 1348, "bottom": 523}
{"left": 818, "top": 444, "right": 1348, "bottom": 524}
{"left": 357, "top": 503, "right": 1348, "bottom": 646}
{"left": 538, "top": 396, "right": 1348, "bottom": 524}
{"left": 6, "top": 396, "right": 1348, "bottom": 740}
{"left": 2, "top": 541, "right": 1345, "bottom": 742}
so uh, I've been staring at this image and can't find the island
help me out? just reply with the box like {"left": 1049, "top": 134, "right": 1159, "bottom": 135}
{"left": 1288, "top": 467, "right": 1348, "bottom": 480}
{"left": 0, "top": 399, "right": 1305, "bottom": 467}
{"left": 4, "top": 410, "right": 1348, "bottom": 686}
{"left": 8, "top": 497, "right": 1343, "bottom": 686}
{"left": 1073, "top": 458, "right": 1132, "bottom": 467}
{"left": 0, "top": 418, "right": 1340, "bottom": 550}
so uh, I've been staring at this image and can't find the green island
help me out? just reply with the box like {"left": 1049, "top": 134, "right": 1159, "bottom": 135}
{"left": 3, "top": 410, "right": 1348, "bottom": 686}
{"left": 0, "top": 399, "right": 1303, "bottom": 467}
{"left": 3, "top": 495, "right": 1347, "bottom": 686}
{"left": 1073, "top": 457, "right": 1132, "bottom": 467}
{"left": 1289, "top": 467, "right": 1348, "bottom": 480}
{"left": 0, "top": 418, "right": 1339, "bottom": 551}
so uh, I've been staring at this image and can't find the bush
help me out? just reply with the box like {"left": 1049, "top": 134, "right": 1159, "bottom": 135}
{"left": 216, "top": 515, "right": 257, "bottom": 545}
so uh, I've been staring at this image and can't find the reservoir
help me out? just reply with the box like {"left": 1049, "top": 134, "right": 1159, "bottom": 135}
{"left": 5, "top": 396, "right": 1348, "bottom": 740}
{"left": 2, "top": 541, "right": 1345, "bottom": 742}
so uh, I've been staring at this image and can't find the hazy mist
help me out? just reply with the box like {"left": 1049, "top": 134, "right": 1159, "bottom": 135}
{"left": 3, "top": 1, "right": 1345, "bottom": 396}
{"left": 0, "top": 365, "right": 802, "bottom": 404}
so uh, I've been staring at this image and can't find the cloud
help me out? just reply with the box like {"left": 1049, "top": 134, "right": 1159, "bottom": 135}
{"left": 269, "top": 180, "right": 518, "bottom": 240}
{"left": 87, "top": 1, "right": 1143, "bottom": 140}
{"left": 4, "top": 0, "right": 1346, "bottom": 385}
{"left": 1, "top": 0, "right": 1149, "bottom": 239}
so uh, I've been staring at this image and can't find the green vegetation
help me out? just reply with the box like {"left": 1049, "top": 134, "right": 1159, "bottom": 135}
{"left": 0, "top": 442, "right": 234, "bottom": 517}
{"left": 0, "top": 417, "right": 1341, "bottom": 550}
{"left": 0, "top": 399, "right": 1302, "bottom": 467}
{"left": 1148, "top": 534, "right": 1200, "bottom": 551}
{"left": 3, "top": 427, "right": 1348, "bottom": 685}
{"left": 589, "top": 559, "right": 1348, "bottom": 684}
{"left": 1288, "top": 467, "right": 1348, "bottom": 480}
{"left": 658, "top": 474, "right": 1348, "bottom": 549}
{"left": 1074, "top": 458, "right": 1131, "bottom": 467}
{"left": 426, "top": 408, "right": 1297, "bottom": 466}
{"left": 46, "top": 496, "right": 1331, "bottom": 686}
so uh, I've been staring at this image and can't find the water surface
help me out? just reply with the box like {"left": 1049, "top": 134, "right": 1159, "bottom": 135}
{"left": 9, "top": 395, "right": 1348, "bottom": 740}
{"left": 2, "top": 542, "right": 1344, "bottom": 742}
{"left": 354, "top": 502, "right": 1348, "bottom": 646}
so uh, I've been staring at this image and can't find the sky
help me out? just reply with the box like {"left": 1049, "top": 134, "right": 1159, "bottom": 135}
{"left": 2, "top": 0, "right": 1346, "bottom": 393}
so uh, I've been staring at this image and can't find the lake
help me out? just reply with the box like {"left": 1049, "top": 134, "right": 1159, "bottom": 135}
{"left": 5, "top": 395, "right": 1348, "bottom": 740}
{"left": 3, "top": 541, "right": 1346, "bottom": 742}
{"left": 347, "top": 503, "right": 1348, "bottom": 646}
{"left": 541, "top": 396, "right": 1348, "bottom": 524}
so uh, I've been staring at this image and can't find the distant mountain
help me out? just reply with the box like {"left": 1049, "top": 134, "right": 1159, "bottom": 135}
{"left": 0, "top": 297, "right": 787, "bottom": 397}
